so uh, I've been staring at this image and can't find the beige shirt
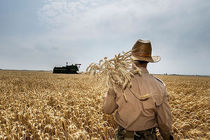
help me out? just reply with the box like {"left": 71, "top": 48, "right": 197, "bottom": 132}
{"left": 103, "top": 67, "right": 173, "bottom": 139}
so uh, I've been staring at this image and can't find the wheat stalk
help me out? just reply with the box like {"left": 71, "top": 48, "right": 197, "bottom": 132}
{"left": 86, "top": 51, "right": 141, "bottom": 100}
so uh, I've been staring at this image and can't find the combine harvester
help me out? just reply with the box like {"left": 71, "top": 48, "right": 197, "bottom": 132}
{"left": 53, "top": 62, "right": 81, "bottom": 74}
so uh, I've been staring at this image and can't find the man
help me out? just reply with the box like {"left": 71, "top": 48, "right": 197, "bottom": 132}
{"left": 103, "top": 39, "right": 173, "bottom": 140}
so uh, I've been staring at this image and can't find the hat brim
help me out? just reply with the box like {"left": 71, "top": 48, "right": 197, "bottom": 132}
{"left": 131, "top": 56, "right": 161, "bottom": 63}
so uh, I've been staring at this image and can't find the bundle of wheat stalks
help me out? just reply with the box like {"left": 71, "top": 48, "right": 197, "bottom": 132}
{"left": 86, "top": 50, "right": 141, "bottom": 97}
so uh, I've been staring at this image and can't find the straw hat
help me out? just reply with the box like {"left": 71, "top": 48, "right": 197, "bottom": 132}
{"left": 131, "top": 39, "right": 161, "bottom": 63}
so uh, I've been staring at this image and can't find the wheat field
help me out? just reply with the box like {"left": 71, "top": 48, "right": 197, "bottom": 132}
{"left": 0, "top": 70, "right": 209, "bottom": 139}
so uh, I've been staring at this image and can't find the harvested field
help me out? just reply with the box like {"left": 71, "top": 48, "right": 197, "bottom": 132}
{"left": 0, "top": 70, "right": 209, "bottom": 139}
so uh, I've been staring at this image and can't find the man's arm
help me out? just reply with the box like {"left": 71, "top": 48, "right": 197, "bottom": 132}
{"left": 103, "top": 88, "right": 118, "bottom": 114}
{"left": 156, "top": 94, "right": 173, "bottom": 140}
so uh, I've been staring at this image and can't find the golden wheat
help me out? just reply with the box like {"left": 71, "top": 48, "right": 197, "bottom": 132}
{"left": 0, "top": 70, "right": 209, "bottom": 139}
{"left": 86, "top": 51, "right": 141, "bottom": 101}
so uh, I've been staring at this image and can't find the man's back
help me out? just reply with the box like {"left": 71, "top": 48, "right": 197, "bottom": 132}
{"left": 115, "top": 67, "right": 171, "bottom": 129}
{"left": 103, "top": 67, "right": 173, "bottom": 139}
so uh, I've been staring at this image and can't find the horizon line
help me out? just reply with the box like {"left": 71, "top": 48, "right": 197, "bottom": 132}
{"left": 0, "top": 68, "right": 209, "bottom": 77}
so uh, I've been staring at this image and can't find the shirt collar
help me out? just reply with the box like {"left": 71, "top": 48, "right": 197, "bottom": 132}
{"left": 139, "top": 67, "right": 149, "bottom": 74}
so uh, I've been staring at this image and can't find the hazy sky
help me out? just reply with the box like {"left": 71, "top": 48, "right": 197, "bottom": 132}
{"left": 0, "top": 0, "right": 210, "bottom": 75}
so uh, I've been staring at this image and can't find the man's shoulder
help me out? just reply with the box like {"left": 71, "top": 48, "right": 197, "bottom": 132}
{"left": 132, "top": 73, "right": 166, "bottom": 87}
{"left": 152, "top": 75, "right": 166, "bottom": 87}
